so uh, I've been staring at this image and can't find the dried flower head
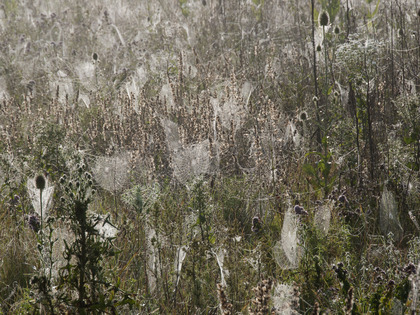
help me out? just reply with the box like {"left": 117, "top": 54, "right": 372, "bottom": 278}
{"left": 252, "top": 215, "right": 262, "bottom": 233}
{"left": 404, "top": 263, "right": 416, "bottom": 275}
{"left": 298, "top": 111, "right": 308, "bottom": 122}
{"left": 316, "top": 44, "right": 322, "bottom": 52}
{"left": 35, "top": 174, "right": 46, "bottom": 190}
{"left": 294, "top": 205, "right": 308, "bottom": 215}
{"left": 249, "top": 278, "right": 273, "bottom": 314}
{"left": 318, "top": 10, "right": 330, "bottom": 27}
{"left": 217, "top": 283, "right": 233, "bottom": 315}
{"left": 334, "top": 25, "right": 340, "bottom": 34}
{"left": 398, "top": 28, "right": 404, "bottom": 37}
{"left": 338, "top": 195, "right": 348, "bottom": 204}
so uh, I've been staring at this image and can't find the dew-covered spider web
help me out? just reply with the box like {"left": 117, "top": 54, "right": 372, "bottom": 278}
{"left": 272, "top": 283, "right": 299, "bottom": 315}
{"left": 174, "top": 245, "right": 188, "bottom": 288}
{"left": 213, "top": 248, "right": 229, "bottom": 287}
{"left": 93, "top": 152, "right": 130, "bottom": 193}
{"left": 379, "top": 186, "right": 403, "bottom": 241}
{"left": 314, "top": 202, "right": 332, "bottom": 236}
{"left": 27, "top": 176, "right": 54, "bottom": 219}
{"left": 172, "top": 140, "right": 210, "bottom": 185}
{"left": 273, "top": 204, "right": 302, "bottom": 269}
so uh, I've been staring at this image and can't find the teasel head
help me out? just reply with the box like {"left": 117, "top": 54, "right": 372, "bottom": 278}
{"left": 318, "top": 10, "right": 330, "bottom": 27}
{"left": 334, "top": 25, "right": 340, "bottom": 35}
{"left": 298, "top": 111, "right": 308, "bottom": 122}
{"left": 294, "top": 205, "right": 308, "bottom": 215}
{"left": 35, "top": 174, "right": 46, "bottom": 190}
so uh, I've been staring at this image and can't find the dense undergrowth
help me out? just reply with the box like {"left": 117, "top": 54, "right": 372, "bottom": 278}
{"left": 0, "top": 0, "right": 420, "bottom": 314}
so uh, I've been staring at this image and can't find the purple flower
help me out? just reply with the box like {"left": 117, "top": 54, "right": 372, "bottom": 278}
{"left": 27, "top": 214, "right": 40, "bottom": 232}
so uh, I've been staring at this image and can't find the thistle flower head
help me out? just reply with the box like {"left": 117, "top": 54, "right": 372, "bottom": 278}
{"left": 318, "top": 10, "right": 330, "bottom": 27}
{"left": 27, "top": 214, "right": 40, "bottom": 232}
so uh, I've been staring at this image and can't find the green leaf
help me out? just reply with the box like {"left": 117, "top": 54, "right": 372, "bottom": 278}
{"left": 367, "top": 0, "right": 381, "bottom": 19}
{"left": 303, "top": 164, "right": 316, "bottom": 177}
{"left": 327, "top": 85, "right": 334, "bottom": 95}
{"left": 208, "top": 233, "right": 216, "bottom": 245}
{"left": 404, "top": 136, "right": 415, "bottom": 145}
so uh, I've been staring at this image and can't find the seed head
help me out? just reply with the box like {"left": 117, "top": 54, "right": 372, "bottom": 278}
{"left": 299, "top": 111, "right": 307, "bottom": 121}
{"left": 398, "top": 28, "right": 404, "bottom": 37}
{"left": 35, "top": 174, "right": 46, "bottom": 190}
{"left": 403, "top": 262, "right": 416, "bottom": 274}
{"left": 334, "top": 25, "right": 340, "bottom": 34}
{"left": 252, "top": 215, "right": 262, "bottom": 233}
{"left": 319, "top": 10, "right": 330, "bottom": 27}
{"left": 294, "top": 205, "right": 308, "bottom": 215}
{"left": 338, "top": 195, "right": 348, "bottom": 204}
{"left": 316, "top": 44, "right": 322, "bottom": 52}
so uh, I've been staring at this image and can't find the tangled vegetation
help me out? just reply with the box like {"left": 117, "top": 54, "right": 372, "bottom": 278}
{"left": 0, "top": 0, "right": 419, "bottom": 313}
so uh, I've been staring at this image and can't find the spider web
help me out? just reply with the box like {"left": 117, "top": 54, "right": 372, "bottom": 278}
{"left": 273, "top": 204, "right": 301, "bottom": 269}
{"left": 379, "top": 186, "right": 403, "bottom": 240}
{"left": 172, "top": 140, "right": 210, "bottom": 184}
{"left": 27, "top": 177, "right": 54, "bottom": 219}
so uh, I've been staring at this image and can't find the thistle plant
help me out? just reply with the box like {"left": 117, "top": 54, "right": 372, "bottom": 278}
{"left": 56, "top": 164, "right": 133, "bottom": 314}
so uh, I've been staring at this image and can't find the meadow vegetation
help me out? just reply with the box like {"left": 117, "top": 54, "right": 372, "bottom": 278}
{"left": 0, "top": 0, "right": 419, "bottom": 313}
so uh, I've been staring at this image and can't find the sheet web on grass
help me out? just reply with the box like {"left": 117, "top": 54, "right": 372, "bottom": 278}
{"left": 173, "top": 245, "right": 188, "bottom": 288}
{"left": 213, "top": 248, "right": 229, "bottom": 287}
{"left": 273, "top": 205, "right": 302, "bottom": 269}
{"left": 272, "top": 283, "right": 299, "bottom": 315}
{"left": 145, "top": 225, "right": 159, "bottom": 293}
{"left": 172, "top": 140, "right": 210, "bottom": 185}
{"left": 93, "top": 152, "right": 130, "bottom": 193}
{"left": 379, "top": 186, "right": 403, "bottom": 241}
{"left": 409, "top": 262, "right": 420, "bottom": 314}
{"left": 161, "top": 117, "right": 211, "bottom": 184}
{"left": 314, "top": 202, "right": 332, "bottom": 235}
